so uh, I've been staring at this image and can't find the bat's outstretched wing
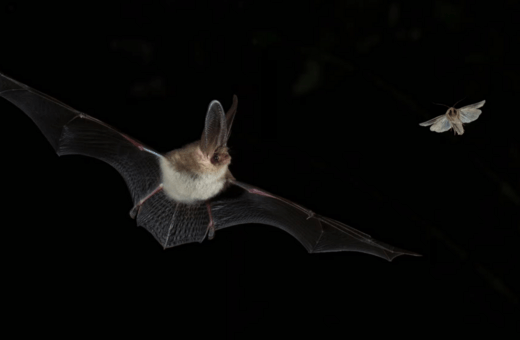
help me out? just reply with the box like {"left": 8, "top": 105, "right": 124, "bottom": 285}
{"left": 0, "top": 72, "right": 164, "bottom": 215}
{"left": 211, "top": 181, "right": 420, "bottom": 261}
{"left": 459, "top": 100, "right": 485, "bottom": 123}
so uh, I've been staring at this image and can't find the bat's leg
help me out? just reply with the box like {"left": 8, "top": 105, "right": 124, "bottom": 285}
{"left": 129, "top": 184, "right": 164, "bottom": 219}
{"left": 205, "top": 202, "right": 216, "bottom": 240}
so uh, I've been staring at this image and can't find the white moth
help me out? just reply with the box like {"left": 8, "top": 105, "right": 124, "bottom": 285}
{"left": 419, "top": 100, "right": 485, "bottom": 135}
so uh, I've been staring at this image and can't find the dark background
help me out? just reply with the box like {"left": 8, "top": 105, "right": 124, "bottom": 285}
{"left": 1, "top": 0, "right": 518, "bottom": 336}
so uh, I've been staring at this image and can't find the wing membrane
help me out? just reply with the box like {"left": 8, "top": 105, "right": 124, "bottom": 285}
{"left": 0, "top": 72, "right": 162, "bottom": 209}
{"left": 419, "top": 114, "right": 445, "bottom": 127}
{"left": 212, "top": 181, "right": 419, "bottom": 261}
{"left": 430, "top": 116, "right": 452, "bottom": 132}
{"left": 459, "top": 100, "right": 485, "bottom": 123}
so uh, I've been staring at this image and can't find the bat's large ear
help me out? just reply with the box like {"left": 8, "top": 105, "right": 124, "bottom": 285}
{"left": 224, "top": 95, "right": 238, "bottom": 143}
{"left": 200, "top": 100, "right": 227, "bottom": 157}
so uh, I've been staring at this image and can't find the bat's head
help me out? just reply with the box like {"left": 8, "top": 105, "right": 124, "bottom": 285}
{"left": 169, "top": 96, "right": 237, "bottom": 176}
{"left": 188, "top": 95, "right": 238, "bottom": 173}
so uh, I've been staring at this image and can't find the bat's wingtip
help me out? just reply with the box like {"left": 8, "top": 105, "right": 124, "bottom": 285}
{"left": 402, "top": 249, "right": 422, "bottom": 257}
{"left": 387, "top": 250, "right": 422, "bottom": 261}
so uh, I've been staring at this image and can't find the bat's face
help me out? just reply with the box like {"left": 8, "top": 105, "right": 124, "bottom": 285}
{"left": 192, "top": 143, "right": 231, "bottom": 174}
{"left": 210, "top": 146, "right": 231, "bottom": 167}
{"left": 166, "top": 141, "right": 230, "bottom": 176}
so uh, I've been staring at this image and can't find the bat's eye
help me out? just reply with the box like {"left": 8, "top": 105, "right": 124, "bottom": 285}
{"left": 212, "top": 154, "right": 220, "bottom": 164}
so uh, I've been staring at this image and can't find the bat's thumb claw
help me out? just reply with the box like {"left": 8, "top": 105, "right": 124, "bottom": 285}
{"left": 306, "top": 211, "right": 315, "bottom": 220}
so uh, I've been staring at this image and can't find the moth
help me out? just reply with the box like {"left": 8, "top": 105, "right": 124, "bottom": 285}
{"left": 419, "top": 100, "right": 485, "bottom": 135}
{"left": 0, "top": 71, "right": 419, "bottom": 261}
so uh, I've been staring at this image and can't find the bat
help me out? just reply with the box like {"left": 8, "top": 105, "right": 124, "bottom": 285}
{"left": 419, "top": 100, "right": 485, "bottom": 135}
{"left": 0, "top": 71, "right": 419, "bottom": 261}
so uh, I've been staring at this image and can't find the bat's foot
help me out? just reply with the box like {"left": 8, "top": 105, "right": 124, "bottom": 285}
{"left": 208, "top": 226, "right": 215, "bottom": 240}
{"left": 129, "top": 205, "right": 140, "bottom": 219}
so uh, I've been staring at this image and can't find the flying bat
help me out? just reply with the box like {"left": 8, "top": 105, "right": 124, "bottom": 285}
{"left": 419, "top": 100, "right": 485, "bottom": 135}
{"left": 0, "top": 71, "right": 419, "bottom": 261}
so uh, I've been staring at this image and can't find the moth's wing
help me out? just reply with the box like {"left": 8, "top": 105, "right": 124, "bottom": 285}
{"left": 0, "top": 72, "right": 163, "bottom": 210}
{"left": 430, "top": 115, "right": 452, "bottom": 133}
{"left": 459, "top": 100, "right": 485, "bottom": 123}
{"left": 459, "top": 100, "right": 485, "bottom": 110}
{"left": 419, "top": 114, "right": 445, "bottom": 127}
{"left": 212, "top": 181, "right": 420, "bottom": 261}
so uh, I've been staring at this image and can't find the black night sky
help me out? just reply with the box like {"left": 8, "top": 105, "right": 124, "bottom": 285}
{"left": 1, "top": 0, "right": 518, "bottom": 336}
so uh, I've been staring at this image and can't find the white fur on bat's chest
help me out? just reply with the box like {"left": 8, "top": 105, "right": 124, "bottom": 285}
{"left": 159, "top": 157, "right": 227, "bottom": 203}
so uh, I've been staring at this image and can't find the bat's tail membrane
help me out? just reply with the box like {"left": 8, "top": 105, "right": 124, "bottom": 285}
{"left": 134, "top": 191, "right": 210, "bottom": 248}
